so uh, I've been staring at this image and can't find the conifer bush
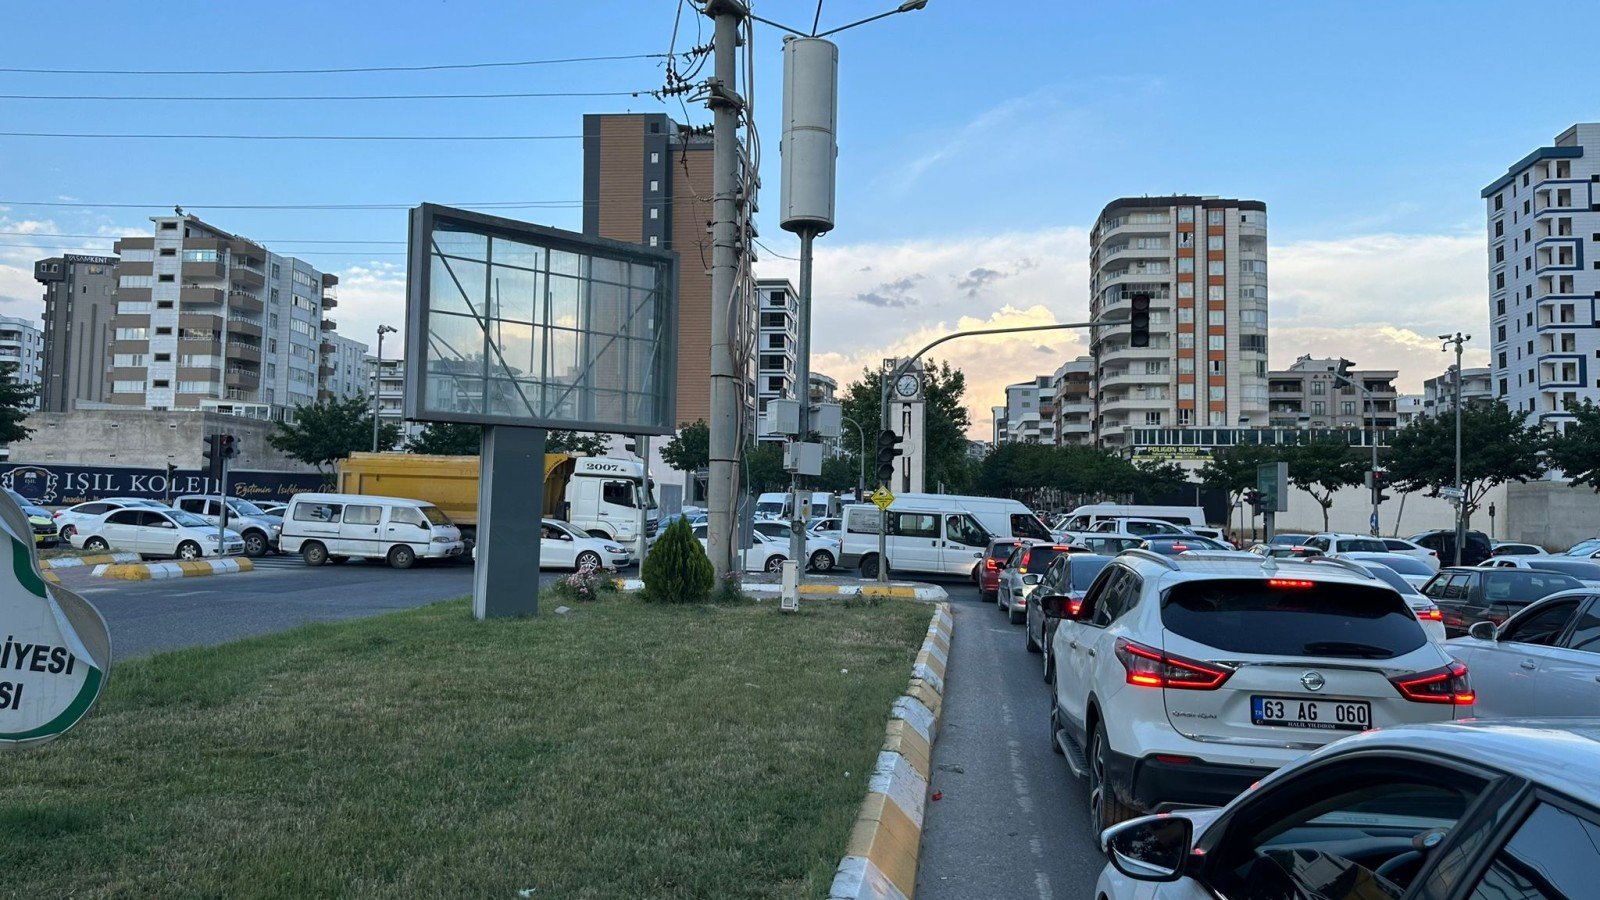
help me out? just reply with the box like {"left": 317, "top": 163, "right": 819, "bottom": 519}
{"left": 640, "top": 517, "right": 715, "bottom": 604}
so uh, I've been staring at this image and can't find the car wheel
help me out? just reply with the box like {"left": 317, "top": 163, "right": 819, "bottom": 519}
{"left": 83, "top": 536, "right": 108, "bottom": 552}
{"left": 388, "top": 545, "right": 417, "bottom": 569}
{"left": 176, "top": 541, "right": 203, "bottom": 561}
{"left": 860, "top": 554, "right": 881, "bottom": 578}
{"left": 1049, "top": 700, "right": 1065, "bottom": 756}
{"left": 1026, "top": 619, "right": 1041, "bottom": 653}
{"left": 302, "top": 541, "right": 328, "bottom": 566}
{"left": 1008, "top": 603, "right": 1023, "bottom": 625}
{"left": 764, "top": 554, "right": 786, "bottom": 574}
{"left": 808, "top": 549, "right": 834, "bottom": 572}
{"left": 1090, "top": 721, "right": 1139, "bottom": 834}
{"left": 242, "top": 531, "right": 268, "bottom": 558}
{"left": 575, "top": 550, "right": 602, "bottom": 571}
{"left": 59, "top": 524, "right": 76, "bottom": 541}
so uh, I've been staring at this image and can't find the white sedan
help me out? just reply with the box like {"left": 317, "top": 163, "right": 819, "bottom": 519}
{"left": 540, "top": 519, "right": 631, "bottom": 570}
{"left": 1446, "top": 590, "right": 1600, "bottom": 717}
{"left": 1378, "top": 536, "right": 1442, "bottom": 570}
{"left": 72, "top": 507, "right": 243, "bottom": 559}
{"left": 751, "top": 520, "right": 840, "bottom": 571}
{"left": 693, "top": 524, "right": 790, "bottom": 574}
{"left": 1479, "top": 554, "right": 1600, "bottom": 587}
{"left": 54, "top": 497, "right": 170, "bottom": 542}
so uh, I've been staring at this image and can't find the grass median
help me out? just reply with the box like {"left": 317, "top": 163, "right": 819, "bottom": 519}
{"left": 0, "top": 595, "right": 931, "bottom": 898}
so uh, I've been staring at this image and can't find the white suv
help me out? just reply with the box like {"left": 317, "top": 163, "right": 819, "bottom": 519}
{"left": 1299, "top": 532, "right": 1390, "bottom": 556}
{"left": 1042, "top": 550, "right": 1473, "bottom": 832}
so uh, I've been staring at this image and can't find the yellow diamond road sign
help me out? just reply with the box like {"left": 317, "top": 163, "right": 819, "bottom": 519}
{"left": 870, "top": 488, "right": 895, "bottom": 510}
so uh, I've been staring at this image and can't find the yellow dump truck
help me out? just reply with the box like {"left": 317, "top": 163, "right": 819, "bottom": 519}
{"left": 336, "top": 452, "right": 655, "bottom": 544}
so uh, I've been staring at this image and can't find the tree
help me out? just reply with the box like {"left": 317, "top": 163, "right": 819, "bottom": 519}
{"left": 549, "top": 430, "right": 613, "bottom": 455}
{"left": 0, "top": 363, "right": 36, "bottom": 445}
{"left": 661, "top": 420, "right": 709, "bottom": 473}
{"left": 640, "top": 517, "right": 714, "bottom": 604}
{"left": 817, "top": 452, "right": 862, "bottom": 495}
{"left": 268, "top": 395, "right": 401, "bottom": 473}
{"left": 837, "top": 359, "right": 973, "bottom": 491}
{"left": 1544, "top": 399, "right": 1600, "bottom": 491}
{"left": 1198, "top": 443, "right": 1284, "bottom": 508}
{"left": 408, "top": 422, "right": 481, "bottom": 456}
{"left": 1284, "top": 436, "right": 1365, "bottom": 531}
{"left": 743, "top": 442, "right": 788, "bottom": 495}
{"left": 1388, "top": 401, "right": 1546, "bottom": 525}
{"left": 1130, "top": 460, "right": 1189, "bottom": 504}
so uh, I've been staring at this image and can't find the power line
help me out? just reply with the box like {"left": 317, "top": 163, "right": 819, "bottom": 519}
{"left": 753, "top": 238, "right": 799, "bottom": 261}
{"left": 0, "top": 90, "right": 653, "bottom": 102}
{"left": 0, "top": 52, "right": 678, "bottom": 76}
{"left": 0, "top": 131, "right": 584, "bottom": 141}
{"left": 0, "top": 199, "right": 586, "bottom": 210}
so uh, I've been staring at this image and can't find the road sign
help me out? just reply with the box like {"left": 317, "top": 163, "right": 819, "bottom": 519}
{"left": 870, "top": 487, "right": 895, "bottom": 510}
{"left": 1370, "top": 512, "right": 1379, "bottom": 533}
{"left": 1440, "top": 487, "right": 1464, "bottom": 500}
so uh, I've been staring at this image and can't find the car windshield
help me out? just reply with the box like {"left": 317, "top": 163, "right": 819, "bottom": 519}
{"left": 420, "top": 506, "right": 452, "bottom": 526}
{"left": 1565, "top": 540, "right": 1600, "bottom": 556}
{"left": 1528, "top": 559, "right": 1600, "bottom": 580}
{"left": 1362, "top": 564, "right": 1422, "bottom": 596}
{"left": 755, "top": 501, "right": 784, "bottom": 518}
{"left": 1162, "top": 579, "right": 1425, "bottom": 659}
{"left": 1068, "top": 557, "right": 1111, "bottom": 591}
{"left": 1364, "top": 555, "right": 1434, "bottom": 576}
{"left": 1269, "top": 534, "right": 1310, "bottom": 547}
{"left": 1334, "top": 537, "right": 1388, "bottom": 553}
{"left": 1482, "top": 570, "right": 1583, "bottom": 601}
{"left": 169, "top": 511, "right": 209, "bottom": 528}
{"left": 228, "top": 499, "right": 267, "bottom": 516}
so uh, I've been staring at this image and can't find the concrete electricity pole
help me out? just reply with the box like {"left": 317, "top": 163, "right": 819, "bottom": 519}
{"left": 1440, "top": 332, "right": 1470, "bottom": 565}
{"left": 704, "top": 0, "right": 747, "bottom": 578}
{"left": 372, "top": 324, "right": 396, "bottom": 452}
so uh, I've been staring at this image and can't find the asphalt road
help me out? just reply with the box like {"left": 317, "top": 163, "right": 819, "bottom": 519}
{"left": 918, "top": 580, "right": 1104, "bottom": 900}
{"left": 54, "top": 556, "right": 560, "bottom": 661}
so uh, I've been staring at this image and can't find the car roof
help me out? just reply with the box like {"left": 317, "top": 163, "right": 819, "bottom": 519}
{"left": 290, "top": 493, "right": 436, "bottom": 506}
{"left": 1309, "top": 720, "right": 1600, "bottom": 806}
{"left": 1117, "top": 551, "right": 1380, "bottom": 587}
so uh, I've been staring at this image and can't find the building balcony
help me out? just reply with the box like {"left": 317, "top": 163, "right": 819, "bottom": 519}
{"left": 230, "top": 262, "right": 265, "bottom": 288}
{"left": 180, "top": 286, "right": 225, "bottom": 305}
{"left": 230, "top": 290, "right": 264, "bottom": 315}
{"left": 321, "top": 293, "right": 338, "bottom": 309}
{"left": 181, "top": 260, "right": 226, "bottom": 281}
{"left": 321, "top": 318, "right": 337, "bottom": 332}
{"left": 178, "top": 312, "right": 223, "bottom": 332}
{"left": 228, "top": 319, "right": 263, "bottom": 339}
{"left": 224, "top": 369, "right": 260, "bottom": 390}
{"left": 1099, "top": 393, "right": 1169, "bottom": 413}
{"left": 319, "top": 364, "right": 336, "bottom": 379}
{"left": 1098, "top": 264, "right": 1172, "bottom": 286}
{"left": 1095, "top": 215, "right": 1171, "bottom": 245}
{"left": 227, "top": 341, "right": 261, "bottom": 362}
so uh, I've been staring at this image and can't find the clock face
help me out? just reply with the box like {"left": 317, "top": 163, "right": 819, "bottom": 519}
{"left": 895, "top": 374, "right": 920, "bottom": 397}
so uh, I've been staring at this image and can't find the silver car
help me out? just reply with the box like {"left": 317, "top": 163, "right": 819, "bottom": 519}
{"left": 996, "top": 542, "right": 1076, "bottom": 625}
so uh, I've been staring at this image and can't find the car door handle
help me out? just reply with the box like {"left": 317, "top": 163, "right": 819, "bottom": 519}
{"left": 1520, "top": 660, "right": 1537, "bottom": 670}
{"left": 1069, "top": 640, "right": 1078, "bottom": 649}
{"left": 1086, "top": 649, "right": 1096, "bottom": 658}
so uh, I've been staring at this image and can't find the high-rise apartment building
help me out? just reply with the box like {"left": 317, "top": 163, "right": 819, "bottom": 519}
{"left": 1424, "top": 366, "right": 1495, "bottom": 416}
{"left": 0, "top": 316, "right": 44, "bottom": 408}
{"left": 109, "top": 215, "right": 340, "bottom": 419}
{"left": 34, "top": 253, "right": 118, "bottom": 412}
{"left": 321, "top": 333, "right": 370, "bottom": 401}
{"left": 1001, "top": 377, "right": 1053, "bottom": 444}
{"left": 1266, "top": 356, "right": 1397, "bottom": 430}
{"left": 1051, "top": 356, "right": 1094, "bottom": 446}
{"left": 1089, "top": 196, "right": 1269, "bottom": 446}
{"left": 584, "top": 112, "right": 739, "bottom": 426}
{"left": 1482, "top": 123, "right": 1600, "bottom": 430}
{"left": 754, "top": 278, "right": 799, "bottom": 437}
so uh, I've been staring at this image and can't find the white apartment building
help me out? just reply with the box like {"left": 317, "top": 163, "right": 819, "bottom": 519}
{"left": 0, "top": 315, "right": 44, "bottom": 407}
{"left": 991, "top": 404, "right": 1008, "bottom": 446}
{"left": 755, "top": 278, "right": 799, "bottom": 440}
{"left": 1088, "top": 196, "right": 1269, "bottom": 446}
{"left": 1051, "top": 356, "right": 1094, "bottom": 446}
{"left": 1423, "top": 366, "right": 1495, "bottom": 415}
{"left": 1483, "top": 123, "right": 1600, "bottom": 431}
{"left": 322, "top": 333, "right": 370, "bottom": 401}
{"left": 366, "top": 355, "right": 407, "bottom": 432}
{"left": 110, "top": 215, "right": 342, "bottom": 419}
{"left": 1396, "top": 394, "right": 1425, "bottom": 428}
{"left": 1002, "top": 376, "right": 1053, "bottom": 444}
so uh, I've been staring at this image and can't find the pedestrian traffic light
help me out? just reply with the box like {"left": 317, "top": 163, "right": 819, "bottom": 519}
{"left": 219, "top": 433, "right": 238, "bottom": 460}
{"left": 875, "top": 429, "right": 903, "bottom": 485}
{"left": 202, "top": 434, "right": 222, "bottom": 482}
{"left": 1129, "top": 292, "right": 1151, "bottom": 348}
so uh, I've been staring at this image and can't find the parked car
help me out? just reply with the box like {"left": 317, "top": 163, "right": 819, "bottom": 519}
{"left": 1072, "top": 534, "right": 1144, "bottom": 556}
{"left": 1043, "top": 550, "right": 1472, "bottom": 832}
{"left": 1266, "top": 532, "right": 1311, "bottom": 547}
{"left": 280, "top": 493, "right": 466, "bottom": 568}
{"left": 1479, "top": 554, "right": 1600, "bottom": 587}
{"left": 751, "top": 520, "right": 839, "bottom": 572}
{"left": 539, "top": 519, "right": 631, "bottom": 570}
{"left": 1299, "top": 532, "right": 1390, "bottom": 555}
{"left": 977, "top": 537, "right": 1030, "bottom": 601}
{"left": 1409, "top": 528, "right": 1494, "bottom": 567}
{"left": 1183, "top": 525, "right": 1235, "bottom": 548}
{"left": 174, "top": 494, "right": 283, "bottom": 558}
{"left": 996, "top": 542, "right": 1075, "bottom": 624}
{"left": 807, "top": 516, "right": 842, "bottom": 546}
{"left": 692, "top": 524, "right": 789, "bottom": 574}
{"left": 1247, "top": 542, "right": 1321, "bottom": 559}
{"left": 1492, "top": 540, "right": 1548, "bottom": 556}
{"left": 1378, "top": 535, "right": 1441, "bottom": 569}
{"left": 1564, "top": 537, "right": 1600, "bottom": 557}
{"left": 72, "top": 507, "right": 243, "bottom": 559}
{"left": 1329, "top": 556, "right": 1447, "bottom": 641}
{"left": 1420, "top": 566, "right": 1586, "bottom": 637}
{"left": 1447, "top": 591, "right": 1600, "bottom": 718}
{"left": 1081, "top": 517, "right": 1191, "bottom": 538}
{"left": 53, "top": 498, "right": 170, "bottom": 542}
{"left": 1094, "top": 720, "right": 1600, "bottom": 900}
{"left": 1334, "top": 550, "right": 1438, "bottom": 589}
{"left": 259, "top": 503, "right": 288, "bottom": 518}
{"left": 1026, "top": 553, "right": 1112, "bottom": 681}
{"left": 1136, "top": 534, "right": 1232, "bottom": 557}
{"left": 4, "top": 489, "right": 58, "bottom": 548}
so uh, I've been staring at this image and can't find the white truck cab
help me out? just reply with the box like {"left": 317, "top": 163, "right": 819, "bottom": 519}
{"left": 559, "top": 457, "right": 657, "bottom": 542}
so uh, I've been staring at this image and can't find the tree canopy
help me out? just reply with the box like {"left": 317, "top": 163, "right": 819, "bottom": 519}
{"left": 1283, "top": 436, "right": 1366, "bottom": 531}
{"left": 838, "top": 359, "right": 975, "bottom": 493}
{"left": 1387, "top": 401, "right": 1545, "bottom": 523}
{"left": 1544, "top": 400, "right": 1600, "bottom": 492}
{"left": 661, "top": 419, "right": 709, "bottom": 473}
{"left": 268, "top": 395, "right": 401, "bottom": 473}
{"left": 0, "top": 363, "right": 36, "bottom": 446}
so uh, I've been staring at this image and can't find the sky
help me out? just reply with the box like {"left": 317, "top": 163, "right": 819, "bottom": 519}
{"left": 1, "top": 0, "right": 1594, "bottom": 437}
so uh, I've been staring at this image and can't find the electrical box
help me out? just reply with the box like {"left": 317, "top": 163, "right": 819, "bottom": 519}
{"left": 762, "top": 398, "right": 801, "bottom": 436}
{"left": 792, "top": 487, "right": 813, "bottom": 523}
{"left": 779, "top": 37, "right": 839, "bottom": 233}
{"left": 811, "top": 402, "right": 842, "bottom": 439}
{"left": 783, "top": 441, "right": 823, "bottom": 476}
{"left": 780, "top": 560, "right": 800, "bottom": 612}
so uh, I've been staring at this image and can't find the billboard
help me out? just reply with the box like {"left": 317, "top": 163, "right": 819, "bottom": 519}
{"left": 404, "top": 204, "right": 678, "bottom": 435}
{"left": 0, "top": 463, "right": 328, "bottom": 507}
{"left": 1131, "top": 445, "right": 1214, "bottom": 462}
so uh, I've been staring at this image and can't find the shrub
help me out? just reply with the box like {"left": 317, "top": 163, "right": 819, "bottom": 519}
{"left": 711, "top": 570, "right": 753, "bottom": 605}
{"left": 641, "top": 517, "right": 714, "bottom": 604}
{"left": 544, "top": 559, "right": 617, "bottom": 605}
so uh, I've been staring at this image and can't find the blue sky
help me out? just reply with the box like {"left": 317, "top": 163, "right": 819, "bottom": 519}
{"left": 2, "top": 1, "right": 1597, "bottom": 432}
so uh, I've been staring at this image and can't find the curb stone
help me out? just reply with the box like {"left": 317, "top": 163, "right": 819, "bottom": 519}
{"left": 92, "top": 558, "right": 255, "bottom": 580}
{"left": 611, "top": 578, "right": 949, "bottom": 602}
{"left": 828, "top": 601, "right": 953, "bottom": 900}
{"left": 40, "top": 552, "right": 141, "bottom": 570}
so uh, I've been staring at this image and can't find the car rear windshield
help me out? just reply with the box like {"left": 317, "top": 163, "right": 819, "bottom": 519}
{"left": 1162, "top": 578, "right": 1425, "bottom": 659}
{"left": 1337, "top": 537, "right": 1389, "bottom": 553}
{"left": 1362, "top": 565, "right": 1422, "bottom": 596}
{"left": 1483, "top": 570, "right": 1583, "bottom": 601}
{"left": 1068, "top": 556, "right": 1111, "bottom": 591}
{"left": 1369, "top": 555, "right": 1434, "bottom": 576}
{"left": 1528, "top": 559, "right": 1600, "bottom": 581}
{"left": 1019, "top": 545, "right": 1069, "bottom": 573}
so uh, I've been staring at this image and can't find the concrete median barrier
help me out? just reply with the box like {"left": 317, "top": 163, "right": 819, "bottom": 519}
{"left": 40, "top": 552, "right": 142, "bottom": 570}
{"left": 92, "top": 558, "right": 255, "bottom": 581}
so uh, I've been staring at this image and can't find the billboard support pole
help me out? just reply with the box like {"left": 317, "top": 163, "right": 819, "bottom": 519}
{"left": 473, "top": 425, "right": 546, "bottom": 619}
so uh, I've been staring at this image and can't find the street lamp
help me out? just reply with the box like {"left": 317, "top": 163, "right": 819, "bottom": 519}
{"left": 1440, "top": 333, "right": 1471, "bottom": 564}
{"left": 1329, "top": 364, "right": 1382, "bottom": 536}
{"left": 747, "top": 0, "right": 929, "bottom": 37}
{"left": 372, "top": 324, "right": 397, "bottom": 452}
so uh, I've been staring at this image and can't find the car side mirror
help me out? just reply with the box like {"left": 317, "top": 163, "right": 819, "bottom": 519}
{"left": 1022, "top": 574, "right": 1042, "bottom": 585}
{"left": 1039, "top": 594, "right": 1080, "bottom": 620}
{"left": 1103, "top": 814, "right": 1193, "bottom": 883}
{"left": 1469, "top": 620, "right": 1497, "bottom": 641}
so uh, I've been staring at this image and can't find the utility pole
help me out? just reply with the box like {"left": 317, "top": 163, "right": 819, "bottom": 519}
{"left": 1440, "top": 332, "right": 1470, "bottom": 565}
{"left": 704, "top": 0, "right": 746, "bottom": 578}
{"left": 372, "top": 324, "right": 396, "bottom": 452}
{"left": 1332, "top": 364, "right": 1381, "bottom": 536}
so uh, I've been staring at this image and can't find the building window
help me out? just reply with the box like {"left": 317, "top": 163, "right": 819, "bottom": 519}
{"left": 157, "top": 274, "right": 174, "bottom": 283}
{"left": 1177, "top": 357, "right": 1195, "bottom": 374}
{"left": 1177, "top": 282, "right": 1194, "bottom": 298}
{"left": 1178, "top": 384, "right": 1194, "bottom": 400}
{"left": 1341, "top": 401, "right": 1356, "bottom": 416}
{"left": 1311, "top": 401, "right": 1326, "bottom": 415}
{"left": 1208, "top": 310, "right": 1225, "bottom": 326}
{"left": 160, "top": 221, "right": 178, "bottom": 230}
{"left": 1145, "top": 412, "right": 1162, "bottom": 425}
{"left": 1207, "top": 235, "right": 1224, "bottom": 250}
{"left": 155, "top": 327, "right": 172, "bottom": 336}
{"left": 1209, "top": 386, "right": 1225, "bottom": 401}
{"left": 649, "top": 180, "right": 660, "bottom": 192}
{"left": 1208, "top": 261, "right": 1225, "bottom": 275}
{"left": 114, "top": 328, "right": 147, "bottom": 340}
{"left": 1495, "top": 220, "right": 1503, "bottom": 237}
{"left": 1178, "top": 333, "right": 1194, "bottom": 349}
{"left": 1177, "top": 207, "right": 1194, "bottom": 223}
{"left": 119, "top": 275, "right": 153, "bottom": 289}
{"left": 1177, "top": 307, "right": 1194, "bottom": 324}
{"left": 1207, "top": 335, "right": 1225, "bottom": 351}
{"left": 1209, "top": 359, "right": 1225, "bottom": 374}
{"left": 650, "top": 152, "right": 660, "bottom": 163}
{"left": 272, "top": 264, "right": 281, "bottom": 279}
{"left": 1177, "top": 258, "right": 1194, "bottom": 273}
{"left": 649, "top": 208, "right": 659, "bottom": 220}
{"left": 648, "top": 236, "right": 659, "bottom": 247}
{"left": 1208, "top": 285, "right": 1224, "bottom": 301}
{"left": 112, "top": 380, "right": 144, "bottom": 393}
{"left": 1208, "top": 210, "right": 1224, "bottom": 225}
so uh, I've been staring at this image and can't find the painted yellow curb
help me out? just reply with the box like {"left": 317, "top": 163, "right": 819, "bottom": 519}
{"left": 881, "top": 719, "right": 932, "bottom": 780}
{"left": 97, "top": 558, "right": 255, "bottom": 580}
{"left": 844, "top": 792, "right": 923, "bottom": 898}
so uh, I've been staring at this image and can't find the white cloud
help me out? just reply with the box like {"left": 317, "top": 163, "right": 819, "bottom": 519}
{"left": 326, "top": 261, "right": 407, "bottom": 354}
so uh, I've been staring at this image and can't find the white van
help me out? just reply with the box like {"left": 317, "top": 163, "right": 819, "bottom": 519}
{"left": 839, "top": 502, "right": 995, "bottom": 579}
{"left": 754, "top": 491, "right": 836, "bottom": 522}
{"left": 1052, "top": 504, "right": 1207, "bottom": 535}
{"left": 889, "top": 493, "right": 1054, "bottom": 542}
{"left": 281, "top": 493, "right": 466, "bottom": 569}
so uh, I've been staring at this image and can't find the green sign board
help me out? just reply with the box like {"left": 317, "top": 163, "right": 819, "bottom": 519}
{"left": 1257, "top": 461, "right": 1289, "bottom": 513}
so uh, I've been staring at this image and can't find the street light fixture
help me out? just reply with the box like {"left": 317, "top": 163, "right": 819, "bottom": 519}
{"left": 372, "top": 324, "right": 397, "bottom": 452}
{"left": 1440, "top": 333, "right": 1471, "bottom": 564}
{"left": 748, "top": 0, "right": 930, "bottom": 37}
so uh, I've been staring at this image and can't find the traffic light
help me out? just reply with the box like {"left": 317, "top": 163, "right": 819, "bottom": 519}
{"left": 1129, "top": 292, "right": 1151, "bottom": 348}
{"left": 875, "top": 429, "right": 903, "bottom": 485}
{"left": 219, "top": 434, "right": 238, "bottom": 460}
{"left": 202, "top": 434, "right": 222, "bottom": 482}
{"left": 1370, "top": 469, "right": 1390, "bottom": 505}
{"left": 1244, "top": 488, "right": 1262, "bottom": 509}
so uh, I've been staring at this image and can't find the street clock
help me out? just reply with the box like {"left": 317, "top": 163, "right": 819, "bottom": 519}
{"left": 894, "top": 372, "right": 922, "bottom": 400}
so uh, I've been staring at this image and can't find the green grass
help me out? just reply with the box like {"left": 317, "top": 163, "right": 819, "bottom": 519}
{"left": 0, "top": 596, "right": 930, "bottom": 898}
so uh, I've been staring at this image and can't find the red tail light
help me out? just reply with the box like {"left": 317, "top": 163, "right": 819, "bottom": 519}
{"left": 1415, "top": 606, "right": 1443, "bottom": 622}
{"left": 1019, "top": 549, "right": 1032, "bottom": 570}
{"left": 984, "top": 558, "right": 998, "bottom": 571}
{"left": 1114, "top": 638, "right": 1233, "bottom": 690}
{"left": 1391, "top": 661, "right": 1473, "bottom": 704}
{"left": 51, "top": 511, "right": 61, "bottom": 518}
{"left": 1268, "top": 578, "right": 1314, "bottom": 588}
